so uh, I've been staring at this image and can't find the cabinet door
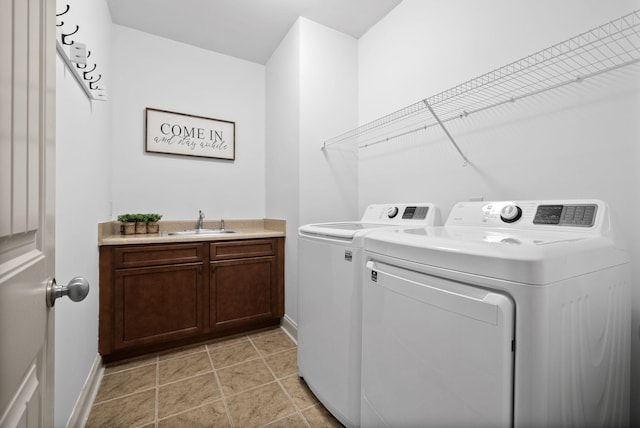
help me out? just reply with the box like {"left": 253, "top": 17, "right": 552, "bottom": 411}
{"left": 210, "top": 256, "right": 276, "bottom": 329}
{"left": 114, "top": 263, "right": 204, "bottom": 350}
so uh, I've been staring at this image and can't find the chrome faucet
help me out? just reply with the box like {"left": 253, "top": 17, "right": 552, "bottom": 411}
{"left": 197, "top": 210, "right": 204, "bottom": 229}
{"left": 220, "top": 219, "right": 225, "bottom": 230}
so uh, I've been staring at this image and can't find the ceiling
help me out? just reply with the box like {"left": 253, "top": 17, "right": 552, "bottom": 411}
{"left": 106, "top": 0, "right": 403, "bottom": 64}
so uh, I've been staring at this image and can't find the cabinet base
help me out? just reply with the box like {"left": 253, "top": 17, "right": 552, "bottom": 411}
{"left": 100, "top": 318, "right": 281, "bottom": 364}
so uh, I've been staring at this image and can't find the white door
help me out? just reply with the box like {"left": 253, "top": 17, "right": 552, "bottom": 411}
{"left": 0, "top": 0, "right": 57, "bottom": 426}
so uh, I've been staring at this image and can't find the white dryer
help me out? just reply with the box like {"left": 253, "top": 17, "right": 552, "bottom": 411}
{"left": 298, "top": 203, "right": 441, "bottom": 427}
{"left": 361, "top": 200, "right": 630, "bottom": 427}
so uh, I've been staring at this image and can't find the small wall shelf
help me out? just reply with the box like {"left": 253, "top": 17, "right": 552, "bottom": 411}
{"left": 322, "top": 10, "right": 640, "bottom": 164}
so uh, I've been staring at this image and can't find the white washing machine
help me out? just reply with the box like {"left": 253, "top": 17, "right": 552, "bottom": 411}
{"left": 298, "top": 203, "right": 442, "bottom": 428}
{"left": 361, "top": 200, "right": 630, "bottom": 427}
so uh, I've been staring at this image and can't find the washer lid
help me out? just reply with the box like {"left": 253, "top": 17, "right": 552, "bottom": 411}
{"left": 364, "top": 226, "right": 629, "bottom": 285}
{"left": 298, "top": 203, "right": 442, "bottom": 240}
{"left": 299, "top": 222, "right": 391, "bottom": 240}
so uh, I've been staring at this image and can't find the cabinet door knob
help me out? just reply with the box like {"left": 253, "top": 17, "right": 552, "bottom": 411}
{"left": 211, "top": 266, "right": 216, "bottom": 273}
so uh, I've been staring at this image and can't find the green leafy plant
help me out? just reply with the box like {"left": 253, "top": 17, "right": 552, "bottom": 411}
{"left": 130, "top": 213, "right": 145, "bottom": 223}
{"left": 118, "top": 213, "right": 163, "bottom": 223}
{"left": 147, "top": 213, "right": 163, "bottom": 222}
{"left": 117, "top": 214, "right": 135, "bottom": 223}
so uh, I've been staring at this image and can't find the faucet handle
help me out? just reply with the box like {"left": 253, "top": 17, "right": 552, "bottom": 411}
{"left": 220, "top": 219, "right": 225, "bottom": 230}
{"left": 197, "top": 210, "right": 205, "bottom": 229}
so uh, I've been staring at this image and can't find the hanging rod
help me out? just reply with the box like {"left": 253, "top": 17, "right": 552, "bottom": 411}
{"left": 322, "top": 9, "right": 640, "bottom": 161}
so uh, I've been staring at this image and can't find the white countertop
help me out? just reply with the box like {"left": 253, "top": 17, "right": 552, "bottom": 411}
{"left": 98, "top": 219, "right": 285, "bottom": 246}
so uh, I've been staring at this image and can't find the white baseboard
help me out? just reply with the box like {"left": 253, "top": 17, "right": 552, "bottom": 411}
{"left": 280, "top": 314, "right": 297, "bottom": 343}
{"left": 66, "top": 354, "right": 103, "bottom": 428}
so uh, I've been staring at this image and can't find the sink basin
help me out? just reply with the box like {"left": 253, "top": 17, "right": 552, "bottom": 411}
{"left": 168, "top": 229, "right": 236, "bottom": 236}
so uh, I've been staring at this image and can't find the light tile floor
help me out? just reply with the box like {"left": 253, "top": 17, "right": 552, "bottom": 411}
{"left": 86, "top": 327, "right": 343, "bottom": 427}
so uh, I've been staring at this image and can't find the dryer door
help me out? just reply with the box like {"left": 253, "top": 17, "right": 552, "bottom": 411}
{"left": 362, "top": 260, "right": 514, "bottom": 427}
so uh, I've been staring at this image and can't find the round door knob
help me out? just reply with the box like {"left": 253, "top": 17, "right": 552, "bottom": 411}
{"left": 500, "top": 204, "right": 522, "bottom": 223}
{"left": 46, "top": 277, "right": 90, "bottom": 307}
{"left": 387, "top": 206, "right": 399, "bottom": 218}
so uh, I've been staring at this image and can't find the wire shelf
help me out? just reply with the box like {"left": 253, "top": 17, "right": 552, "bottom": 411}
{"left": 322, "top": 10, "right": 640, "bottom": 160}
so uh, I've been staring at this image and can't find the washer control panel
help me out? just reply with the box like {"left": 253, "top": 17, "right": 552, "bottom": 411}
{"left": 447, "top": 200, "right": 603, "bottom": 230}
{"left": 533, "top": 204, "right": 597, "bottom": 227}
{"left": 500, "top": 204, "right": 523, "bottom": 223}
{"left": 401, "top": 205, "right": 430, "bottom": 220}
{"left": 361, "top": 203, "right": 440, "bottom": 225}
{"left": 383, "top": 205, "right": 429, "bottom": 219}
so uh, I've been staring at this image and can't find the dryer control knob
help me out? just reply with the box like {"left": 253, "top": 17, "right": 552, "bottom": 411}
{"left": 387, "top": 206, "right": 399, "bottom": 218}
{"left": 500, "top": 204, "right": 522, "bottom": 223}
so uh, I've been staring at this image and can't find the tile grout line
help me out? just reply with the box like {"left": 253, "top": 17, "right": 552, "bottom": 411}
{"left": 279, "top": 373, "right": 321, "bottom": 413}
{"left": 249, "top": 335, "right": 296, "bottom": 427}
{"left": 123, "top": 355, "right": 160, "bottom": 428}
{"left": 209, "top": 350, "right": 262, "bottom": 371}
{"left": 156, "top": 350, "right": 214, "bottom": 387}
{"left": 88, "top": 327, "right": 333, "bottom": 427}
{"left": 102, "top": 359, "right": 157, "bottom": 375}
{"left": 91, "top": 386, "right": 157, "bottom": 406}
{"left": 91, "top": 356, "right": 160, "bottom": 407}
{"left": 154, "top": 351, "right": 226, "bottom": 425}
{"left": 248, "top": 334, "right": 311, "bottom": 428}
{"left": 154, "top": 355, "right": 159, "bottom": 427}
{"left": 155, "top": 401, "right": 227, "bottom": 426}
{"left": 206, "top": 334, "right": 246, "bottom": 428}
{"left": 144, "top": 335, "right": 287, "bottom": 426}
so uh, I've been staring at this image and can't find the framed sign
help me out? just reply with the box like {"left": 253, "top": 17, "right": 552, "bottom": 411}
{"left": 145, "top": 108, "right": 235, "bottom": 160}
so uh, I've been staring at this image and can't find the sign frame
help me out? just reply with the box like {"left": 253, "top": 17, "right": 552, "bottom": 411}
{"left": 145, "top": 107, "right": 235, "bottom": 160}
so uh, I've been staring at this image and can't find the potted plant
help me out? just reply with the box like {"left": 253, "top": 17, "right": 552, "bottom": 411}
{"left": 117, "top": 214, "right": 136, "bottom": 235}
{"left": 133, "top": 213, "right": 148, "bottom": 234}
{"left": 146, "top": 213, "right": 162, "bottom": 233}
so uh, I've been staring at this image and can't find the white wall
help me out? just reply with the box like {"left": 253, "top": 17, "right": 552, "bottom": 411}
{"left": 265, "top": 18, "right": 358, "bottom": 324}
{"left": 358, "top": 0, "right": 640, "bottom": 422}
{"left": 298, "top": 18, "right": 359, "bottom": 227}
{"left": 54, "top": 1, "right": 639, "bottom": 424}
{"left": 110, "top": 25, "right": 266, "bottom": 221}
{"left": 266, "top": 21, "right": 301, "bottom": 322}
{"left": 55, "top": 15, "right": 266, "bottom": 426}
{"left": 54, "top": 0, "right": 112, "bottom": 426}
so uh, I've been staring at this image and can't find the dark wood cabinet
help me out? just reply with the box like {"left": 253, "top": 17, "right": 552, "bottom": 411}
{"left": 210, "top": 239, "right": 280, "bottom": 330}
{"left": 114, "top": 263, "right": 204, "bottom": 349}
{"left": 99, "top": 238, "right": 284, "bottom": 362}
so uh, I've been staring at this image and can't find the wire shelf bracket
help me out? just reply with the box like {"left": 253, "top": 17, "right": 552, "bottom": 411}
{"left": 321, "top": 10, "right": 640, "bottom": 165}
{"left": 424, "top": 99, "right": 470, "bottom": 166}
